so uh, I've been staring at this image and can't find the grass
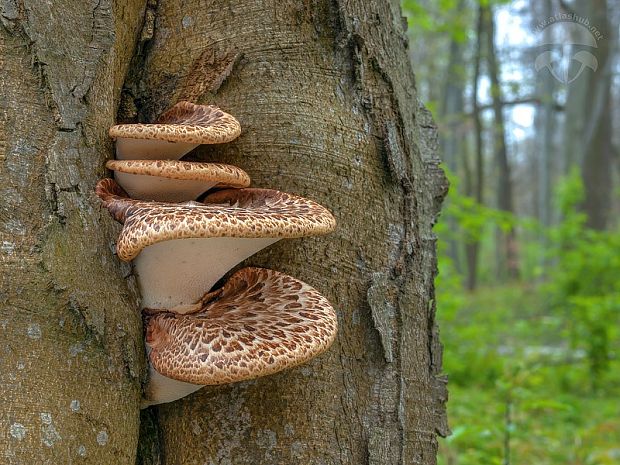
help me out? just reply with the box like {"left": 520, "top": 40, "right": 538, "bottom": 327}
{"left": 438, "top": 284, "right": 620, "bottom": 465}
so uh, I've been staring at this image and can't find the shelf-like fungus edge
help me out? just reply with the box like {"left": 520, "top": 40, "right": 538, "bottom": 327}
{"left": 96, "top": 179, "right": 336, "bottom": 311}
{"left": 109, "top": 101, "right": 241, "bottom": 160}
{"left": 106, "top": 159, "right": 250, "bottom": 202}
{"left": 141, "top": 267, "right": 338, "bottom": 406}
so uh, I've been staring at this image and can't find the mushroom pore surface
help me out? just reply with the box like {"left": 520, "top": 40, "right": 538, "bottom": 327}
{"left": 106, "top": 159, "right": 250, "bottom": 202}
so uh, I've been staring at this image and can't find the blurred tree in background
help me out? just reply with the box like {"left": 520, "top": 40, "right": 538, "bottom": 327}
{"left": 402, "top": 0, "right": 620, "bottom": 463}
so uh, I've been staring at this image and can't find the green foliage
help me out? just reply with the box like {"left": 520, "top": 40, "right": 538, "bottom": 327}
{"left": 435, "top": 169, "right": 620, "bottom": 465}
{"left": 438, "top": 169, "right": 516, "bottom": 242}
{"left": 402, "top": 0, "right": 619, "bottom": 462}
{"left": 441, "top": 383, "right": 620, "bottom": 465}
{"left": 545, "top": 169, "right": 620, "bottom": 390}
{"left": 402, "top": 0, "right": 469, "bottom": 42}
{"left": 402, "top": 0, "right": 511, "bottom": 43}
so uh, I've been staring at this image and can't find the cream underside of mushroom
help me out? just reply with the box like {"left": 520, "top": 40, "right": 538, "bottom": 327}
{"left": 115, "top": 138, "right": 198, "bottom": 160}
{"left": 113, "top": 171, "right": 218, "bottom": 202}
{"left": 134, "top": 237, "right": 279, "bottom": 311}
{"left": 141, "top": 353, "right": 204, "bottom": 407}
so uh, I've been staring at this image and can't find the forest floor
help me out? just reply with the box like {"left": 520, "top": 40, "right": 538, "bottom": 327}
{"left": 438, "top": 284, "right": 620, "bottom": 465}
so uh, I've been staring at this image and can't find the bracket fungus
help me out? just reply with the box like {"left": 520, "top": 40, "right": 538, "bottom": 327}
{"left": 96, "top": 179, "right": 336, "bottom": 312}
{"left": 101, "top": 101, "right": 338, "bottom": 407}
{"left": 106, "top": 159, "right": 250, "bottom": 202}
{"left": 142, "top": 267, "right": 338, "bottom": 406}
{"left": 109, "top": 101, "right": 241, "bottom": 160}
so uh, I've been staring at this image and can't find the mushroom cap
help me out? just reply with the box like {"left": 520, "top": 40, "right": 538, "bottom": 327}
{"left": 95, "top": 179, "right": 336, "bottom": 261}
{"left": 105, "top": 160, "right": 250, "bottom": 187}
{"left": 145, "top": 267, "right": 338, "bottom": 385}
{"left": 96, "top": 178, "right": 145, "bottom": 223}
{"left": 109, "top": 101, "right": 241, "bottom": 145}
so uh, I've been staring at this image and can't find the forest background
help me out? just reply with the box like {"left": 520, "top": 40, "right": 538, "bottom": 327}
{"left": 402, "top": 0, "right": 620, "bottom": 464}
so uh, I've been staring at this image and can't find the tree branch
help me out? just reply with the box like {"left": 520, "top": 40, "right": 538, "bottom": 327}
{"left": 463, "top": 97, "right": 563, "bottom": 118}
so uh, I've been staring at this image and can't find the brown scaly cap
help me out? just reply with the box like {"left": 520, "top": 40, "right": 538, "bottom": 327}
{"left": 109, "top": 101, "right": 241, "bottom": 144}
{"left": 96, "top": 178, "right": 146, "bottom": 223}
{"left": 145, "top": 267, "right": 338, "bottom": 385}
{"left": 95, "top": 178, "right": 336, "bottom": 261}
{"left": 96, "top": 178, "right": 133, "bottom": 223}
{"left": 95, "top": 178, "right": 204, "bottom": 222}
{"left": 106, "top": 159, "right": 250, "bottom": 188}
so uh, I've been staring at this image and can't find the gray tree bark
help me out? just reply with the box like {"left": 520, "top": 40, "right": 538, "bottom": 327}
{"left": 0, "top": 1, "right": 146, "bottom": 463}
{"left": 1, "top": 1, "right": 448, "bottom": 464}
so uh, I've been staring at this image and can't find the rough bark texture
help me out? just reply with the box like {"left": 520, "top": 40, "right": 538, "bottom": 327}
{"left": 0, "top": 1, "right": 148, "bottom": 463}
{"left": 1, "top": 0, "right": 447, "bottom": 464}
{"left": 130, "top": 1, "right": 448, "bottom": 463}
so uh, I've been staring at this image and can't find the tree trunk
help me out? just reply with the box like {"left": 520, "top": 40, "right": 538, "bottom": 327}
{"left": 532, "top": 0, "right": 555, "bottom": 277}
{"left": 439, "top": 0, "right": 466, "bottom": 277}
{"left": 535, "top": 0, "right": 554, "bottom": 230}
{"left": 464, "top": 4, "right": 485, "bottom": 291}
{"left": 562, "top": 0, "right": 614, "bottom": 231}
{"left": 1, "top": 1, "right": 448, "bottom": 464}
{"left": 482, "top": 4, "right": 519, "bottom": 280}
{"left": 0, "top": 1, "right": 146, "bottom": 463}
{"left": 579, "top": 0, "right": 613, "bottom": 231}
{"left": 438, "top": 0, "right": 466, "bottom": 174}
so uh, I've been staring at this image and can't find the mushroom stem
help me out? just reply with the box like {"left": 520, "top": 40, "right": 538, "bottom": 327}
{"left": 115, "top": 139, "right": 198, "bottom": 160}
{"left": 134, "top": 237, "right": 279, "bottom": 310}
{"left": 141, "top": 363, "right": 203, "bottom": 408}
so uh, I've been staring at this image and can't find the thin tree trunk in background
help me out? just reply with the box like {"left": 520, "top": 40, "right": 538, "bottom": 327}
{"left": 562, "top": 0, "right": 614, "bottom": 231}
{"left": 532, "top": 0, "right": 555, "bottom": 276}
{"left": 438, "top": 0, "right": 467, "bottom": 173}
{"left": 0, "top": 1, "right": 147, "bottom": 463}
{"left": 561, "top": 1, "right": 591, "bottom": 174}
{"left": 465, "top": 5, "right": 485, "bottom": 291}
{"left": 440, "top": 0, "right": 467, "bottom": 276}
{"left": 483, "top": 4, "right": 519, "bottom": 280}
{"left": 128, "top": 0, "right": 449, "bottom": 464}
{"left": 536, "top": 0, "right": 554, "bottom": 230}
{"left": 579, "top": 0, "right": 613, "bottom": 230}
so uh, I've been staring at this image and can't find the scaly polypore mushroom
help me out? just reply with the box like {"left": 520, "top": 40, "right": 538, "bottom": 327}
{"left": 109, "top": 101, "right": 241, "bottom": 160}
{"left": 96, "top": 179, "right": 336, "bottom": 313}
{"left": 143, "top": 267, "right": 338, "bottom": 406}
{"left": 106, "top": 159, "right": 250, "bottom": 202}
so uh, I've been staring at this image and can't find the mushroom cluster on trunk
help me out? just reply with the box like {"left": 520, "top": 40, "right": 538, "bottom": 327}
{"left": 98, "top": 102, "right": 337, "bottom": 406}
